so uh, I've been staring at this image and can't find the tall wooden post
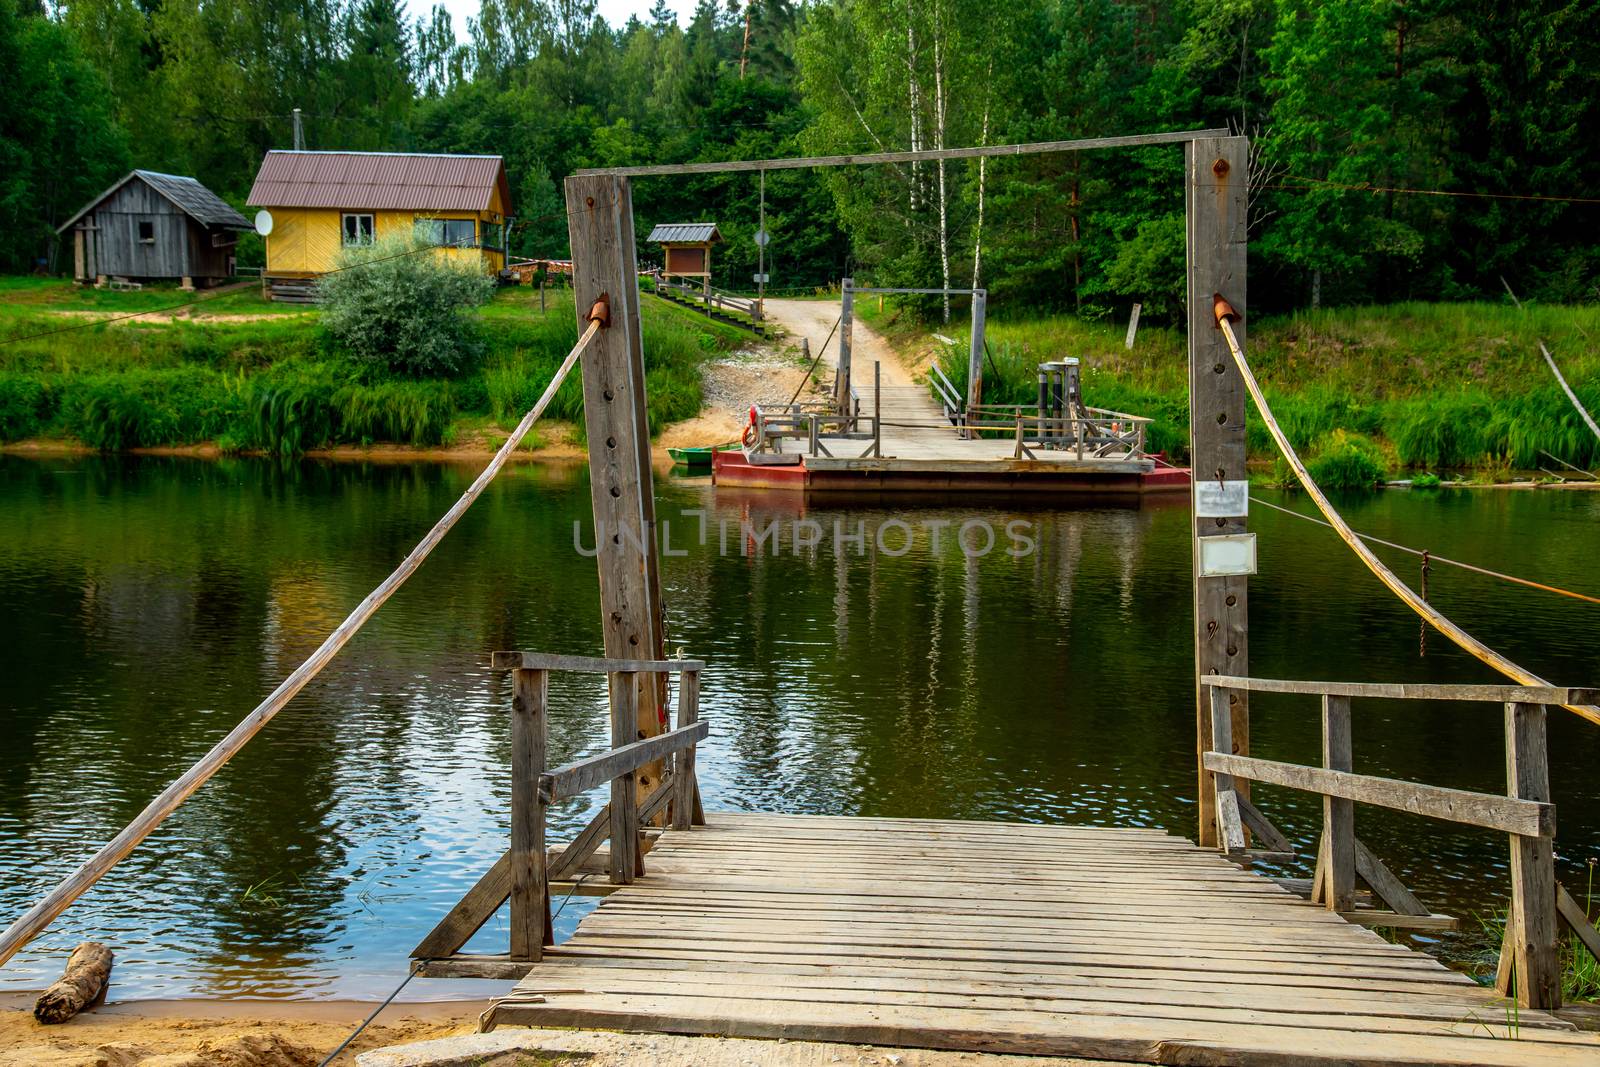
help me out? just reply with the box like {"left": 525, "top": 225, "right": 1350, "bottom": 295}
{"left": 966, "top": 289, "right": 987, "bottom": 417}
{"left": 509, "top": 667, "right": 549, "bottom": 959}
{"left": 1500, "top": 701, "right": 1558, "bottom": 1009}
{"left": 836, "top": 278, "right": 854, "bottom": 415}
{"left": 565, "top": 174, "right": 668, "bottom": 805}
{"left": 1187, "top": 135, "right": 1250, "bottom": 847}
{"left": 1320, "top": 695, "right": 1355, "bottom": 911}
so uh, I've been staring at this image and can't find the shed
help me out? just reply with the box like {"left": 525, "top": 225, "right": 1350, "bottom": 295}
{"left": 247, "top": 151, "right": 512, "bottom": 300}
{"left": 648, "top": 223, "right": 722, "bottom": 281}
{"left": 56, "top": 171, "right": 251, "bottom": 289}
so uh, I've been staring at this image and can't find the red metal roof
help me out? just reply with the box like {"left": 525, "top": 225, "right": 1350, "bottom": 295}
{"left": 247, "top": 151, "right": 511, "bottom": 214}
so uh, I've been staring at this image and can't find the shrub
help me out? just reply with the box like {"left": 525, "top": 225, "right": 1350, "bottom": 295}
{"left": 1308, "top": 430, "right": 1386, "bottom": 491}
{"left": 247, "top": 368, "right": 339, "bottom": 456}
{"left": 0, "top": 374, "right": 54, "bottom": 441}
{"left": 336, "top": 380, "right": 453, "bottom": 446}
{"left": 319, "top": 235, "right": 496, "bottom": 376}
{"left": 1411, "top": 471, "right": 1442, "bottom": 488}
{"left": 58, "top": 368, "right": 242, "bottom": 450}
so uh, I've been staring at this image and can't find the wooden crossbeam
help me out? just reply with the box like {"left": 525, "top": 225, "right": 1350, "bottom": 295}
{"left": 491, "top": 651, "right": 705, "bottom": 674}
{"left": 1556, "top": 884, "right": 1600, "bottom": 962}
{"left": 1235, "top": 795, "right": 1294, "bottom": 854}
{"left": 575, "top": 129, "right": 1229, "bottom": 177}
{"left": 1354, "top": 838, "right": 1428, "bottom": 916}
{"left": 411, "top": 851, "right": 512, "bottom": 959}
{"left": 548, "top": 803, "right": 612, "bottom": 882}
{"left": 1201, "top": 752, "right": 1553, "bottom": 837}
{"left": 543, "top": 721, "right": 708, "bottom": 803}
{"left": 1208, "top": 676, "right": 1598, "bottom": 705}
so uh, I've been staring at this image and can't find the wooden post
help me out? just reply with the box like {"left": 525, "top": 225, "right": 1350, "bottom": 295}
{"left": 1320, "top": 694, "right": 1355, "bottom": 912}
{"left": 608, "top": 670, "right": 641, "bottom": 884}
{"left": 510, "top": 667, "right": 548, "bottom": 959}
{"left": 966, "top": 289, "right": 987, "bottom": 415}
{"left": 564, "top": 174, "right": 668, "bottom": 814}
{"left": 673, "top": 669, "right": 701, "bottom": 830}
{"left": 837, "top": 278, "right": 854, "bottom": 415}
{"left": 1187, "top": 134, "right": 1250, "bottom": 847}
{"left": 1208, "top": 685, "right": 1245, "bottom": 851}
{"left": 1500, "top": 701, "right": 1559, "bottom": 1009}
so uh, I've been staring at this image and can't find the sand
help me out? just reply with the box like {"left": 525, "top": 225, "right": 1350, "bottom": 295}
{"left": 0, "top": 994, "right": 478, "bottom": 1066}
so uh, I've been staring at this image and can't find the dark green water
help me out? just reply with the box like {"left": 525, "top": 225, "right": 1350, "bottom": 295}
{"left": 0, "top": 453, "right": 1597, "bottom": 1000}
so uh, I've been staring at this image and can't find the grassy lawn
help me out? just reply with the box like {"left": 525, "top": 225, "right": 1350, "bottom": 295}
{"left": 0, "top": 279, "right": 748, "bottom": 452}
{"left": 858, "top": 298, "right": 1600, "bottom": 476}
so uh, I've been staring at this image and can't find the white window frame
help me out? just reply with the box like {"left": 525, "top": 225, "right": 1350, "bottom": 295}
{"left": 341, "top": 213, "right": 375, "bottom": 247}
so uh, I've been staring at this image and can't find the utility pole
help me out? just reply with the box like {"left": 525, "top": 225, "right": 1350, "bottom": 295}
{"left": 292, "top": 108, "right": 304, "bottom": 151}
{"left": 757, "top": 169, "right": 766, "bottom": 321}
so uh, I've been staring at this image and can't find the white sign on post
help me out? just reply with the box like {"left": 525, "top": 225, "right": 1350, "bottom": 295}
{"left": 1194, "top": 479, "right": 1250, "bottom": 518}
{"left": 753, "top": 229, "right": 769, "bottom": 247}
{"left": 752, "top": 273, "right": 769, "bottom": 284}
{"left": 1198, "top": 533, "right": 1258, "bottom": 577}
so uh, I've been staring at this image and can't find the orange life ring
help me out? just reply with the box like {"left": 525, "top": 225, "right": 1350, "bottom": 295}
{"left": 741, "top": 406, "right": 758, "bottom": 448}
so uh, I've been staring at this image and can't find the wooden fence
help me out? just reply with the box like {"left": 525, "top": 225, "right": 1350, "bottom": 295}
{"left": 412, "top": 652, "right": 705, "bottom": 974}
{"left": 1201, "top": 676, "right": 1600, "bottom": 1010}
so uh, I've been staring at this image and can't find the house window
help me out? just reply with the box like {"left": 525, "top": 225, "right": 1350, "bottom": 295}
{"left": 479, "top": 222, "right": 504, "bottom": 250}
{"left": 341, "top": 213, "right": 375, "bottom": 247}
{"left": 414, "top": 218, "right": 476, "bottom": 248}
{"left": 137, "top": 220, "right": 155, "bottom": 244}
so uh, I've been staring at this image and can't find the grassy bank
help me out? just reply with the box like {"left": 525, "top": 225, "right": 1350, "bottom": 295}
{"left": 0, "top": 280, "right": 747, "bottom": 453}
{"left": 858, "top": 299, "right": 1600, "bottom": 481}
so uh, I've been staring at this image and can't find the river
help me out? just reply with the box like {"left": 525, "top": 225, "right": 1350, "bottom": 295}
{"left": 0, "top": 453, "right": 1596, "bottom": 1000}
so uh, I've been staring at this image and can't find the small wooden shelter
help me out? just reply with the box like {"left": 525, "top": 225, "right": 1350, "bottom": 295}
{"left": 55, "top": 171, "right": 251, "bottom": 289}
{"left": 647, "top": 222, "right": 721, "bottom": 282}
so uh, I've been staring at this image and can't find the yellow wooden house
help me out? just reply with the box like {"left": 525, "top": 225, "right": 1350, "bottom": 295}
{"left": 247, "top": 151, "right": 512, "bottom": 299}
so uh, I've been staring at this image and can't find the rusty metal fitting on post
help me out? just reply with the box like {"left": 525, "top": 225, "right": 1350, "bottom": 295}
{"left": 1212, "top": 293, "right": 1240, "bottom": 326}
{"left": 586, "top": 293, "right": 612, "bottom": 328}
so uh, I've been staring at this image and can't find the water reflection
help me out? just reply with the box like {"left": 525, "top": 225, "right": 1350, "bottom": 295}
{"left": 0, "top": 453, "right": 1596, "bottom": 999}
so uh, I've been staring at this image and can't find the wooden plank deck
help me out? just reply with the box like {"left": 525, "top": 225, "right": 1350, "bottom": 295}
{"left": 486, "top": 812, "right": 1599, "bottom": 1065}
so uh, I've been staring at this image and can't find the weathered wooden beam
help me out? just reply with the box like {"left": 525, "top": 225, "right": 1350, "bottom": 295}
{"left": 1208, "top": 686, "right": 1245, "bottom": 852}
{"left": 33, "top": 942, "right": 113, "bottom": 1024}
{"left": 609, "top": 671, "right": 641, "bottom": 884}
{"left": 639, "top": 770, "right": 675, "bottom": 827}
{"left": 1207, "top": 676, "right": 1599, "bottom": 705}
{"left": 415, "top": 954, "right": 537, "bottom": 980}
{"left": 411, "top": 851, "right": 512, "bottom": 959}
{"left": 1187, "top": 134, "right": 1250, "bottom": 847}
{"left": 1339, "top": 910, "right": 1461, "bottom": 932}
{"left": 1353, "top": 837, "right": 1428, "bottom": 917}
{"left": 541, "top": 721, "right": 708, "bottom": 803}
{"left": 1201, "top": 753, "right": 1554, "bottom": 837}
{"left": 1321, "top": 695, "right": 1355, "bottom": 913}
{"left": 1500, "top": 701, "right": 1559, "bottom": 1009}
{"left": 1235, "top": 794, "right": 1294, "bottom": 855}
{"left": 547, "top": 803, "right": 611, "bottom": 882}
{"left": 510, "top": 667, "right": 549, "bottom": 960}
{"left": 1557, "top": 884, "right": 1600, "bottom": 963}
{"left": 573, "top": 129, "right": 1229, "bottom": 177}
{"left": 565, "top": 172, "right": 669, "bottom": 821}
{"left": 674, "top": 670, "right": 701, "bottom": 830}
{"left": 491, "top": 651, "right": 705, "bottom": 674}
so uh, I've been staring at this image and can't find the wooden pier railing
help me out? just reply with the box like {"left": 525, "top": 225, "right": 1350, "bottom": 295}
{"left": 412, "top": 652, "right": 705, "bottom": 976}
{"left": 1202, "top": 676, "right": 1600, "bottom": 1011}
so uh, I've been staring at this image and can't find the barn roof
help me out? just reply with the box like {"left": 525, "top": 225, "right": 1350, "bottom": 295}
{"left": 647, "top": 223, "right": 722, "bottom": 244}
{"left": 56, "top": 171, "right": 251, "bottom": 234}
{"left": 247, "top": 151, "right": 511, "bottom": 214}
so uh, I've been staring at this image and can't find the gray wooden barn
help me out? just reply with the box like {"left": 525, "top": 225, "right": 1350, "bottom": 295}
{"left": 56, "top": 171, "right": 251, "bottom": 289}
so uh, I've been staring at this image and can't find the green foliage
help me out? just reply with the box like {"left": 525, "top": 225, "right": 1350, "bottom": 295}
{"left": 0, "top": 4, "right": 129, "bottom": 272}
{"left": 59, "top": 368, "right": 244, "bottom": 450}
{"left": 318, "top": 236, "right": 496, "bottom": 377}
{"left": 1306, "top": 431, "right": 1387, "bottom": 490}
{"left": 0, "top": 373, "right": 53, "bottom": 441}
{"left": 1411, "top": 471, "right": 1442, "bottom": 488}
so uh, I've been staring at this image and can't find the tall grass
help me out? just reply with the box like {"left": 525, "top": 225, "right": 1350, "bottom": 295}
{"left": 0, "top": 283, "right": 744, "bottom": 453}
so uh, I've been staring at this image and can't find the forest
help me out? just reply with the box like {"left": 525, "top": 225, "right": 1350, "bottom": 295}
{"left": 3, "top": 0, "right": 1598, "bottom": 319}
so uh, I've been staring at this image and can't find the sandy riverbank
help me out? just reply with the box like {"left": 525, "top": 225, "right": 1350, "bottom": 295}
{"left": 0, "top": 993, "right": 478, "bottom": 1065}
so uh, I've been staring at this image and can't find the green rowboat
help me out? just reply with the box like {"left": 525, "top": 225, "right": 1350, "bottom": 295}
{"left": 668, "top": 442, "right": 740, "bottom": 468}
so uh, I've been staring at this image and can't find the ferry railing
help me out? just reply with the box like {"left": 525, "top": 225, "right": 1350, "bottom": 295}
{"left": 1201, "top": 675, "right": 1600, "bottom": 1011}
{"left": 412, "top": 652, "right": 705, "bottom": 975}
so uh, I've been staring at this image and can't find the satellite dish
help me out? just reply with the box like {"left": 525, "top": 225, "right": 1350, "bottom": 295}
{"left": 254, "top": 210, "right": 274, "bottom": 237}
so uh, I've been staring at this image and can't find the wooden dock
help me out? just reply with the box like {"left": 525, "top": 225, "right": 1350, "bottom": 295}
{"left": 481, "top": 812, "right": 1599, "bottom": 1066}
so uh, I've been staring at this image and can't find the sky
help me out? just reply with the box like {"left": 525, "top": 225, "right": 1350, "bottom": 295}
{"left": 416, "top": 0, "right": 701, "bottom": 37}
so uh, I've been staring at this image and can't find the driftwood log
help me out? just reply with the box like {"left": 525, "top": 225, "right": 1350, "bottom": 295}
{"left": 33, "top": 941, "right": 113, "bottom": 1023}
